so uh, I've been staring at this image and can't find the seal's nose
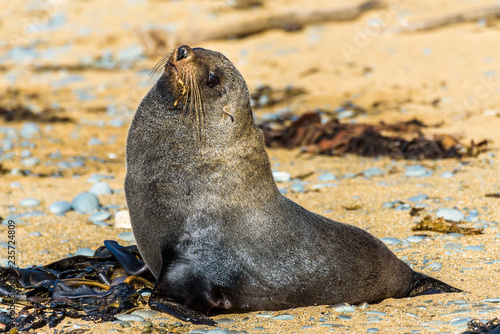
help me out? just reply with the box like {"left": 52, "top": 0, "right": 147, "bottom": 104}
{"left": 176, "top": 45, "right": 192, "bottom": 61}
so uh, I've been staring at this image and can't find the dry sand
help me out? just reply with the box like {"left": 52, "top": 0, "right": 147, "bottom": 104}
{"left": 0, "top": 0, "right": 499, "bottom": 333}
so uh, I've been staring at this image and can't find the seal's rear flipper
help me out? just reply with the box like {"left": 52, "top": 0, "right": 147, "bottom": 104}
{"left": 405, "top": 271, "right": 462, "bottom": 297}
{"left": 148, "top": 291, "right": 216, "bottom": 326}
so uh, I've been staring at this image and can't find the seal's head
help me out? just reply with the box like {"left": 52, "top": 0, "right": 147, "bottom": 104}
{"left": 149, "top": 45, "right": 254, "bottom": 144}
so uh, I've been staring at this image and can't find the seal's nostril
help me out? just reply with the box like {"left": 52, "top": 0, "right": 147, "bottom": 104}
{"left": 177, "top": 45, "right": 189, "bottom": 61}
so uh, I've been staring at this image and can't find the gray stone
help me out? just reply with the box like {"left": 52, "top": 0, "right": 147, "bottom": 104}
{"left": 71, "top": 192, "right": 100, "bottom": 213}
{"left": 114, "top": 210, "right": 131, "bottom": 229}
{"left": 19, "top": 198, "right": 40, "bottom": 207}
{"left": 114, "top": 314, "right": 144, "bottom": 322}
{"left": 89, "top": 182, "right": 112, "bottom": 196}
{"left": 21, "top": 157, "right": 40, "bottom": 166}
{"left": 131, "top": 310, "right": 157, "bottom": 319}
{"left": 464, "top": 245, "right": 485, "bottom": 251}
{"left": 363, "top": 167, "right": 384, "bottom": 178}
{"left": 89, "top": 211, "right": 111, "bottom": 222}
{"left": 272, "top": 171, "right": 290, "bottom": 183}
{"left": 118, "top": 232, "right": 135, "bottom": 242}
{"left": 405, "top": 165, "right": 432, "bottom": 177}
{"left": 271, "top": 314, "right": 294, "bottom": 320}
{"left": 74, "top": 248, "right": 94, "bottom": 256}
{"left": 20, "top": 122, "right": 41, "bottom": 139}
{"left": 408, "top": 194, "right": 428, "bottom": 203}
{"left": 380, "top": 237, "right": 402, "bottom": 245}
{"left": 443, "top": 243, "right": 462, "bottom": 250}
{"left": 436, "top": 208, "right": 465, "bottom": 222}
{"left": 317, "top": 172, "right": 336, "bottom": 182}
{"left": 49, "top": 201, "right": 72, "bottom": 214}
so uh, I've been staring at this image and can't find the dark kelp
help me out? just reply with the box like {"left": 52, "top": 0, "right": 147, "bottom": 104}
{"left": 0, "top": 241, "right": 153, "bottom": 332}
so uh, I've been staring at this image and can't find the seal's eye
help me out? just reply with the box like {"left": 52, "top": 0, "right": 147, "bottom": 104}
{"left": 208, "top": 73, "right": 219, "bottom": 88}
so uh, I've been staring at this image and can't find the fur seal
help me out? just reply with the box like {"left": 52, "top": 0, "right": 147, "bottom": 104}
{"left": 125, "top": 45, "right": 460, "bottom": 325}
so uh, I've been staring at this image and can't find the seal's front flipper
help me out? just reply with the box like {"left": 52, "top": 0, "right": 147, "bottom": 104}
{"left": 406, "top": 271, "right": 462, "bottom": 297}
{"left": 148, "top": 289, "right": 216, "bottom": 326}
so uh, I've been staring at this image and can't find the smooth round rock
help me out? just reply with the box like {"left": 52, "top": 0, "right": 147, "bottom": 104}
{"left": 407, "top": 236, "right": 424, "bottom": 243}
{"left": 317, "top": 172, "right": 336, "bottom": 182}
{"left": 363, "top": 167, "right": 384, "bottom": 178}
{"left": 451, "top": 317, "right": 472, "bottom": 327}
{"left": 118, "top": 232, "right": 135, "bottom": 242}
{"left": 20, "top": 122, "right": 41, "bottom": 139}
{"left": 405, "top": 165, "right": 432, "bottom": 177}
{"left": 367, "top": 328, "right": 380, "bottom": 333}
{"left": 482, "top": 298, "right": 500, "bottom": 303}
{"left": 89, "top": 182, "right": 112, "bottom": 195}
{"left": 443, "top": 243, "right": 462, "bottom": 250}
{"left": 131, "top": 310, "right": 157, "bottom": 319}
{"left": 427, "top": 263, "right": 442, "bottom": 271}
{"left": 114, "top": 210, "right": 132, "bottom": 229}
{"left": 71, "top": 192, "right": 100, "bottom": 213}
{"left": 332, "top": 305, "right": 356, "bottom": 313}
{"left": 215, "top": 318, "right": 235, "bottom": 324}
{"left": 464, "top": 245, "right": 485, "bottom": 251}
{"left": 272, "top": 171, "right": 290, "bottom": 183}
{"left": 74, "top": 248, "right": 94, "bottom": 256}
{"left": 115, "top": 314, "right": 144, "bottom": 322}
{"left": 408, "top": 194, "right": 428, "bottom": 203}
{"left": 21, "top": 157, "right": 40, "bottom": 166}
{"left": 19, "top": 198, "right": 40, "bottom": 207}
{"left": 380, "top": 237, "right": 402, "bottom": 246}
{"left": 89, "top": 211, "right": 111, "bottom": 222}
{"left": 49, "top": 201, "right": 72, "bottom": 214}
{"left": 436, "top": 208, "right": 465, "bottom": 222}
{"left": 440, "top": 171, "right": 454, "bottom": 178}
{"left": 271, "top": 314, "right": 294, "bottom": 320}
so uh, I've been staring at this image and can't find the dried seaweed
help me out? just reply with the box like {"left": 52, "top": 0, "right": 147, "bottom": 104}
{"left": 259, "top": 111, "right": 489, "bottom": 160}
{"left": 412, "top": 216, "right": 484, "bottom": 235}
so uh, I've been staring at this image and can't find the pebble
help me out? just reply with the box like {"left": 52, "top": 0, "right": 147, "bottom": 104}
{"left": 367, "top": 316, "right": 382, "bottom": 322}
{"left": 365, "top": 311, "right": 386, "bottom": 316}
{"left": 317, "top": 172, "right": 336, "bottom": 181}
{"left": 440, "top": 171, "right": 454, "bottom": 178}
{"left": 271, "top": 314, "right": 294, "bottom": 320}
{"left": 427, "top": 262, "right": 442, "bottom": 271}
{"left": 405, "top": 165, "right": 432, "bottom": 177}
{"left": 367, "top": 328, "right": 380, "bottom": 333}
{"left": 21, "top": 157, "right": 40, "bottom": 166}
{"left": 380, "top": 237, "right": 402, "bottom": 245}
{"left": 71, "top": 192, "right": 100, "bottom": 213}
{"left": 272, "top": 171, "right": 290, "bottom": 183}
{"left": 114, "top": 210, "right": 132, "bottom": 228}
{"left": 332, "top": 304, "right": 356, "bottom": 313}
{"left": 464, "top": 245, "right": 485, "bottom": 251}
{"left": 442, "top": 233, "right": 463, "bottom": 239}
{"left": 93, "top": 221, "right": 109, "bottom": 227}
{"left": 74, "top": 248, "right": 94, "bottom": 256}
{"left": 20, "top": 122, "right": 41, "bottom": 139}
{"left": 443, "top": 242, "right": 462, "bottom": 250}
{"left": 436, "top": 208, "right": 465, "bottom": 222}
{"left": 290, "top": 182, "right": 305, "bottom": 193}
{"left": 114, "top": 314, "right": 144, "bottom": 322}
{"left": 87, "top": 173, "right": 114, "bottom": 183}
{"left": 89, "top": 182, "right": 112, "bottom": 195}
{"left": 118, "top": 232, "right": 135, "bottom": 242}
{"left": 141, "top": 320, "right": 152, "bottom": 327}
{"left": 450, "top": 317, "right": 472, "bottom": 327}
{"left": 482, "top": 298, "right": 500, "bottom": 303}
{"left": 363, "top": 167, "right": 384, "bottom": 178}
{"left": 407, "top": 236, "right": 424, "bottom": 243}
{"left": 19, "top": 198, "right": 40, "bottom": 207}
{"left": 132, "top": 310, "right": 157, "bottom": 319}
{"left": 10, "top": 182, "right": 22, "bottom": 189}
{"left": 49, "top": 201, "right": 72, "bottom": 214}
{"left": 338, "top": 314, "right": 352, "bottom": 320}
{"left": 28, "top": 231, "right": 41, "bottom": 237}
{"left": 408, "top": 194, "right": 428, "bottom": 203}
{"left": 89, "top": 211, "right": 111, "bottom": 222}
{"left": 215, "top": 318, "right": 235, "bottom": 324}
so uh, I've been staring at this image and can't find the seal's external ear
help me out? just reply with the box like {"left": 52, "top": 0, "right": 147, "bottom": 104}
{"left": 223, "top": 106, "right": 234, "bottom": 123}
